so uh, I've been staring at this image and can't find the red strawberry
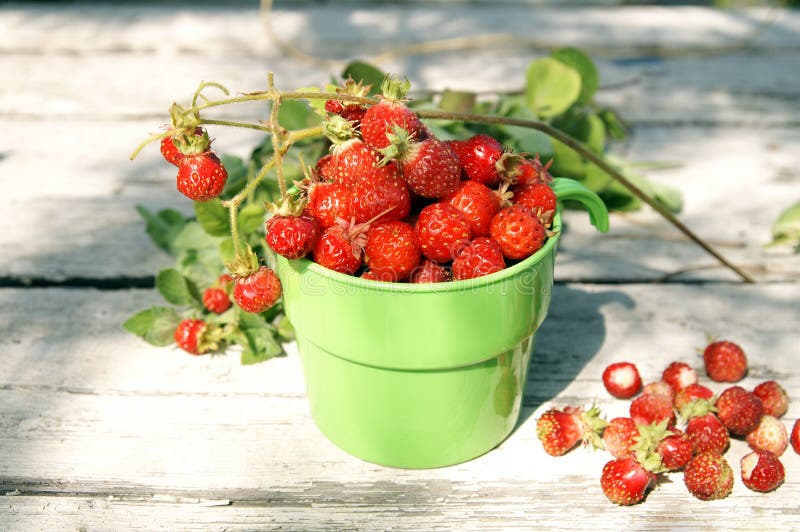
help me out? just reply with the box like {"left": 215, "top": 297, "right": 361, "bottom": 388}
{"left": 451, "top": 237, "right": 506, "bottom": 280}
{"left": 160, "top": 126, "right": 207, "bottom": 166}
{"left": 324, "top": 99, "right": 344, "bottom": 114}
{"left": 642, "top": 380, "right": 675, "bottom": 403}
{"left": 445, "top": 180, "right": 501, "bottom": 237}
{"left": 315, "top": 154, "right": 335, "bottom": 182}
{"left": 602, "top": 361, "right": 642, "bottom": 399}
{"left": 513, "top": 183, "right": 557, "bottom": 225}
{"left": 662, "top": 361, "right": 698, "bottom": 393}
{"left": 360, "top": 75, "right": 424, "bottom": 150}
{"left": 674, "top": 383, "right": 714, "bottom": 416}
{"left": 202, "top": 287, "right": 231, "bottom": 314}
{"left": 312, "top": 218, "right": 372, "bottom": 275}
{"left": 350, "top": 170, "right": 411, "bottom": 224}
{"left": 791, "top": 419, "right": 800, "bottom": 454}
{"left": 266, "top": 215, "right": 322, "bottom": 260}
{"left": 629, "top": 393, "right": 675, "bottom": 427}
{"left": 703, "top": 340, "right": 747, "bottom": 382}
{"left": 415, "top": 203, "right": 472, "bottom": 263}
{"left": 752, "top": 380, "right": 789, "bottom": 418}
{"left": 360, "top": 269, "right": 381, "bottom": 281}
{"left": 173, "top": 318, "right": 220, "bottom": 355}
{"left": 383, "top": 131, "right": 461, "bottom": 198}
{"left": 600, "top": 457, "right": 656, "bottom": 506}
{"left": 455, "top": 134, "right": 504, "bottom": 186}
{"left": 686, "top": 413, "right": 730, "bottom": 455}
{"left": 501, "top": 153, "right": 553, "bottom": 187}
{"left": 324, "top": 119, "right": 387, "bottom": 187}
{"left": 305, "top": 181, "right": 353, "bottom": 229}
{"left": 746, "top": 415, "right": 789, "bottom": 456}
{"left": 684, "top": 452, "right": 734, "bottom": 501}
{"left": 741, "top": 450, "right": 785, "bottom": 493}
{"left": 715, "top": 386, "right": 763, "bottom": 436}
{"left": 364, "top": 221, "right": 421, "bottom": 281}
{"left": 657, "top": 429, "right": 693, "bottom": 471}
{"left": 489, "top": 205, "right": 547, "bottom": 261}
{"left": 324, "top": 78, "right": 371, "bottom": 127}
{"left": 536, "top": 405, "right": 606, "bottom": 456}
{"left": 176, "top": 151, "right": 228, "bottom": 202}
{"left": 602, "top": 417, "right": 639, "bottom": 459}
{"left": 409, "top": 259, "right": 450, "bottom": 283}
{"left": 233, "top": 266, "right": 282, "bottom": 314}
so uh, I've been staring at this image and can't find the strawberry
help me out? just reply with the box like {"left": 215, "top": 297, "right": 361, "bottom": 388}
{"left": 455, "top": 134, "right": 504, "bottom": 186}
{"left": 703, "top": 340, "right": 747, "bottom": 382}
{"left": 315, "top": 154, "right": 335, "bottom": 182}
{"left": 176, "top": 151, "right": 228, "bottom": 202}
{"left": 684, "top": 452, "right": 734, "bottom": 501}
{"left": 602, "top": 417, "right": 639, "bottom": 459}
{"left": 600, "top": 457, "right": 656, "bottom": 506}
{"left": 630, "top": 392, "right": 676, "bottom": 428}
{"left": 364, "top": 221, "right": 421, "bottom": 281}
{"left": 686, "top": 413, "right": 730, "bottom": 455}
{"left": 662, "top": 361, "right": 698, "bottom": 393}
{"left": 512, "top": 183, "right": 557, "bottom": 225}
{"left": 451, "top": 237, "right": 506, "bottom": 280}
{"left": 500, "top": 153, "right": 553, "bottom": 187}
{"left": 656, "top": 429, "right": 693, "bottom": 471}
{"left": 202, "top": 287, "right": 231, "bottom": 314}
{"left": 266, "top": 215, "right": 322, "bottom": 260}
{"left": 489, "top": 205, "right": 547, "bottom": 261}
{"left": 173, "top": 318, "right": 220, "bottom": 355}
{"left": 601, "top": 361, "right": 642, "bottom": 399}
{"left": 746, "top": 415, "right": 789, "bottom": 456}
{"left": 752, "top": 380, "right": 789, "bottom": 418}
{"left": 674, "top": 383, "right": 713, "bottom": 416}
{"left": 409, "top": 259, "right": 450, "bottom": 283}
{"left": 313, "top": 218, "right": 371, "bottom": 275}
{"left": 536, "top": 405, "right": 606, "bottom": 456}
{"left": 642, "top": 380, "right": 675, "bottom": 403}
{"left": 715, "top": 386, "right": 763, "bottom": 436}
{"left": 305, "top": 181, "right": 353, "bottom": 229}
{"left": 740, "top": 450, "right": 785, "bottom": 493}
{"left": 323, "top": 116, "right": 387, "bottom": 187}
{"left": 233, "top": 266, "right": 282, "bottom": 314}
{"left": 350, "top": 170, "right": 411, "bottom": 224}
{"left": 161, "top": 126, "right": 207, "bottom": 166}
{"left": 792, "top": 419, "right": 800, "bottom": 454}
{"left": 360, "top": 75, "right": 424, "bottom": 150}
{"left": 360, "top": 269, "right": 381, "bottom": 281}
{"left": 445, "top": 180, "right": 501, "bottom": 237}
{"left": 415, "top": 203, "right": 472, "bottom": 263}
{"left": 382, "top": 129, "right": 461, "bottom": 198}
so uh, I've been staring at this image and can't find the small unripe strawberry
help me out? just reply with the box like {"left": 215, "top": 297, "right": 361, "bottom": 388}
{"left": 746, "top": 415, "right": 789, "bottom": 456}
{"left": 233, "top": 266, "right": 282, "bottom": 314}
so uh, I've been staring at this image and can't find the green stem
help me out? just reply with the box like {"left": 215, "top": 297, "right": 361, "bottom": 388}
{"left": 200, "top": 119, "right": 273, "bottom": 132}
{"left": 269, "top": 98, "right": 288, "bottom": 200}
{"left": 228, "top": 202, "right": 242, "bottom": 259}
{"left": 129, "top": 130, "right": 173, "bottom": 160}
{"left": 192, "top": 81, "right": 230, "bottom": 108}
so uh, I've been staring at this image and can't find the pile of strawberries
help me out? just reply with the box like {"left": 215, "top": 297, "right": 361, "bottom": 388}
{"left": 536, "top": 339, "right": 799, "bottom": 505}
{"left": 265, "top": 76, "right": 557, "bottom": 282}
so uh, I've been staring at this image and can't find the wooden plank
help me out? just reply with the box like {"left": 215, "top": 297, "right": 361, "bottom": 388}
{"left": 0, "top": 285, "right": 798, "bottom": 529}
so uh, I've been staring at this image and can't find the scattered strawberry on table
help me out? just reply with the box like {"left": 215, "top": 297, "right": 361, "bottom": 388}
{"left": 536, "top": 338, "right": 798, "bottom": 505}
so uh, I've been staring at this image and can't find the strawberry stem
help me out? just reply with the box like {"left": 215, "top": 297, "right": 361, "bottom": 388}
{"left": 228, "top": 202, "right": 242, "bottom": 260}
{"left": 191, "top": 80, "right": 230, "bottom": 108}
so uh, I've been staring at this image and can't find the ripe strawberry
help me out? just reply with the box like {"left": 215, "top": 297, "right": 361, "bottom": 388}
{"left": 674, "top": 383, "right": 714, "bottom": 416}
{"left": 703, "top": 340, "right": 747, "bottom": 382}
{"left": 455, "top": 134, "right": 504, "bottom": 186}
{"left": 266, "top": 215, "right": 322, "bottom": 260}
{"left": 313, "top": 218, "right": 370, "bottom": 275}
{"left": 602, "top": 417, "right": 639, "bottom": 459}
{"left": 364, "top": 221, "right": 421, "bottom": 282}
{"left": 642, "top": 381, "right": 675, "bottom": 403}
{"left": 536, "top": 405, "right": 606, "bottom": 456}
{"left": 410, "top": 259, "right": 450, "bottom": 283}
{"left": 324, "top": 116, "right": 387, "bottom": 187}
{"left": 513, "top": 183, "right": 557, "bottom": 225}
{"left": 752, "top": 380, "right": 789, "bottom": 418}
{"left": 601, "top": 361, "right": 642, "bottom": 399}
{"left": 415, "top": 203, "right": 472, "bottom": 263}
{"left": 445, "top": 180, "right": 501, "bottom": 237}
{"left": 629, "top": 392, "right": 676, "bottom": 427}
{"left": 741, "top": 450, "right": 785, "bottom": 493}
{"left": 490, "top": 205, "right": 546, "bottom": 261}
{"left": 600, "top": 457, "right": 656, "bottom": 506}
{"left": 383, "top": 130, "right": 461, "bottom": 198}
{"left": 686, "top": 413, "right": 730, "bottom": 455}
{"left": 350, "top": 170, "right": 411, "bottom": 224}
{"left": 305, "top": 181, "right": 353, "bottom": 229}
{"left": 684, "top": 452, "right": 734, "bottom": 501}
{"left": 451, "top": 237, "right": 506, "bottom": 280}
{"left": 500, "top": 153, "right": 553, "bottom": 187}
{"left": 791, "top": 419, "right": 800, "bottom": 454}
{"left": 715, "top": 386, "right": 763, "bottom": 436}
{"left": 360, "top": 269, "right": 381, "bottom": 281}
{"left": 315, "top": 154, "right": 335, "bottom": 182}
{"left": 662, "top": 361, "right": 698, "bottom": 393}
{"left": 360, "top": 75, "right": 424, "bottom": 150}
{"left": 202, "top": 287, "right": 231, "bottom": 314}
{"left": 657, "top": 429, "right": 693, "bottom": 471}
{"left": 176, "top": 151, "right": 228, "bottom": 202}
{"left": 746, "top": 415, "right": 789, "bottom": 456}
{"left": 160, "top": 126, "right": 206, "bottom": 166}
{"left": 173, "top": 318, "right": 220, "bottom": 355}
{"left": 324, "top": 99, "right": 344, "bottom": 114}
{"left": 233, "top": 266, "right": 282, "bottom": 314}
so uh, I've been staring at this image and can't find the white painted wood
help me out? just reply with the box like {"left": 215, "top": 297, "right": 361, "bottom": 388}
{"left": 0, "top": 285, "right": 798, "bottom": 530}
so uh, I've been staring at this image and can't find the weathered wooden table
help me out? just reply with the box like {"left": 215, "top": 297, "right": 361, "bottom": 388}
{"left": 2, "top": 3, "right": 799, "bottom": 530}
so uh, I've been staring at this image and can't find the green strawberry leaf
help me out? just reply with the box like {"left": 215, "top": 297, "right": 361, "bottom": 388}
{"left": 278, "top": 99, "right": 321, "bottom": 131}
{"left": 135, "top": 205, "right": 188, "bottom": 253}
{"left": 551, "top": 47, "right": 599, "bottom": 105}
{"left": 341, "top": 61, "right": 385, "bottom": 95}
{"left": 123, "top": 307, "right": 181, "bottom": 347}
{"left": 238, "top": 202, "right": 265, "bottom": 235}
{"left": 220, "top": 155, "right": 249, "bottom": 199}
{"left": 195, "top": 199, "right": 230, "bottom": 237}
{"left": 525, "top": 57, "right": 582, "bottom": 118}
{"left": 769, "top": 201, "right": 800, "bottom": 250}
{"left": 155, "top": 268, "right": 199, "bottom": 306}
{"left": 598, "top": 108, "right": 628, "bottom": 141}
{"left": 275, "top": 315, "right": 295, "bottom": 341}
{"left": 239, "top": 328, "right": 283, "bottom": 365}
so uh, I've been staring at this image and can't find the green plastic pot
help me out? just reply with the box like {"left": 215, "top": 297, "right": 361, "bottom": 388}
{"left": 275, "top": 177, "right": 609, "bottom": 469}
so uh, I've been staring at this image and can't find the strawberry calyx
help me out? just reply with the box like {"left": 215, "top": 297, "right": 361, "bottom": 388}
{"left": 196, "top": 321, "right": 224, "bottom": 354}
{"left": 574, "top": 404, "right": 608, "bottom": 450}
{"left": 680, "top": 397, "right": 717, "bottom": 422}
{"left": 266, "top": 194, "right": 306, "bottom": 219}
{"left": 225, "top": 243, "right": 261, "bottom": 278}
{"left": 379, "top": 74, "right": 411, "bottom": 102}
{"left": 323, "top": 115, "right": 358, "bottom": 146}
{"left": 334, "top": 206, "right": 397, "bottom": 259}
{"left": 166, "top": 102, "right": 211, "bottom": 155}
{"left": 378, "top": 125, "right": 415, "bottom": 166}
{"left": 632, "top": 420, "right": 674, "bottom": 473}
